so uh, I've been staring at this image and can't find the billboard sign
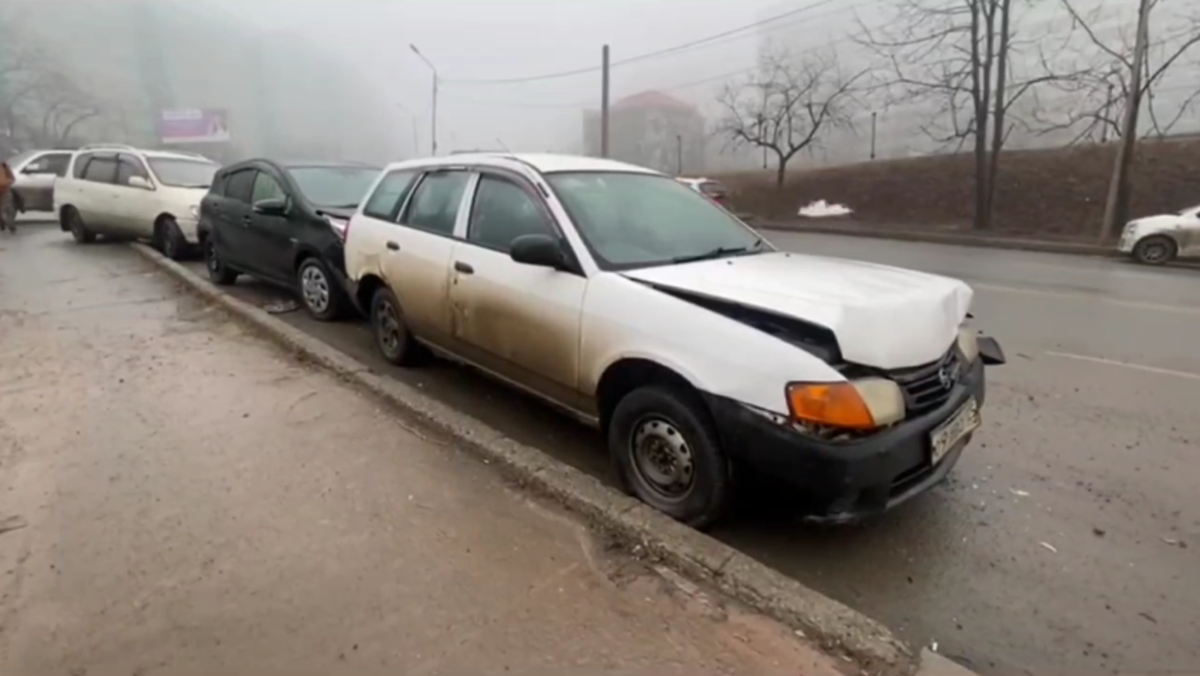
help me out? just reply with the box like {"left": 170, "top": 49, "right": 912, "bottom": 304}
{"left": 160, "top": 108, "right": 230, "bottom": 144}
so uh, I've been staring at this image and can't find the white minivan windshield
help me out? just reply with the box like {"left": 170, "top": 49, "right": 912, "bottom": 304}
{"left": 546, "top": 172, "right": 765, "bottom": 271}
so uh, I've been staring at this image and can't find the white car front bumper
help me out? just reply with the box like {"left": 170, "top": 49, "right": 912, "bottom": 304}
{"left": 1118, "top": 226, "right": 1137, "bottom": 253}
{"left": 177, "top": 217, "right": 201, "bottom": 245}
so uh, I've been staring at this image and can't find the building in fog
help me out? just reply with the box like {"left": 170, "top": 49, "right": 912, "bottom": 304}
{"left": 583, "top": 91, "right": 707, "bottom": 175}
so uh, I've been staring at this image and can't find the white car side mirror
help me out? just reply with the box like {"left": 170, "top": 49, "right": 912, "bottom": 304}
{"left": 128, "top": 176, "right": 154, "bottom": 190}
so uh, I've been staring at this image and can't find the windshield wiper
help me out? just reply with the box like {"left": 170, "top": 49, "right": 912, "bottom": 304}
{"left": 671, "top": 237, "right": 766, "bottom": 264}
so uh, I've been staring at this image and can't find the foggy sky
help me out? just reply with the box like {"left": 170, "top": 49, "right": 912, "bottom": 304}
{"left": 9, "top": 0, "right": 1192, "bottom": 167}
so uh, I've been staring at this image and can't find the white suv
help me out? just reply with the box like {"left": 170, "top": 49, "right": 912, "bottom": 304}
{"left": 54, "top": 144, "right": 219, "bottom": 259}
{"left": 343, "top": 153, "right": 1005, "bottom": 528}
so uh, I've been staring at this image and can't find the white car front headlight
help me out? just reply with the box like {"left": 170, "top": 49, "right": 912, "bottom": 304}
{"left": 957, "top": 327, "right": 979, "bottom": 363}
{"left": 189, "top": 204, "right": 200, "bottom": 219}
{"left": 786, "top": 377, "right": 905, "bottom": 430}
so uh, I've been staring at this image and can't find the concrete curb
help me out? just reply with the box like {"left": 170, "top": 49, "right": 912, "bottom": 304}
{"left": 753, "top": 221, "right": 1117, "bottom": 257}
{"left": 131, "top": 243, "right": 967, "bottom": 676}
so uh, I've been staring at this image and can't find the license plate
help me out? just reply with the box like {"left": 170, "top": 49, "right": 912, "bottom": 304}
{"left": 930, "top": 398, "right": 980, "bottom": 465}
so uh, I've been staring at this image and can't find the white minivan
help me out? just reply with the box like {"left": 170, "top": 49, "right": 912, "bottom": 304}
{"left": 54, "top": 144, "right": 219, "bottom": 259}
{"left": 341, "top": 153, "right": 1005, "bottom": 528}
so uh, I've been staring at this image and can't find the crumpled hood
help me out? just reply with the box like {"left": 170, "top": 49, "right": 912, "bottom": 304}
{"left": 621, "top": 251, "right": 973, "bottom": 370}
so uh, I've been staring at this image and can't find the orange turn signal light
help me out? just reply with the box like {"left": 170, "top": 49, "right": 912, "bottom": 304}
{"left": 786, "top": 382, "right": 877, "bottom": 430}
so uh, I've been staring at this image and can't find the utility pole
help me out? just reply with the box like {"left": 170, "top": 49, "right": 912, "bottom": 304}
{"left": 676, "top": 134, "right": 683, "bottom": 175}
{"left": 410, "top": 44, "right": 438, "bottom": 156}
{"left": 1100, "top": 0, "right": 1152, "bottom": 243}
{"left": 600, "top": 44, "right": 610, "bottom": 158}
{"left": 870, "top": 111, "right": 878, "bottom": 160}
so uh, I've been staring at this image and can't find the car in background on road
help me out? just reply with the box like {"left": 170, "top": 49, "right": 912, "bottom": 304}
{"left": 342, "top": 153, "right": 1006, "bottom": 528}
{"left": 6, "top": 148, "right": 74, "bottom": 213}
{"left": 1118, "top": 205, "right": 1200, "bottom": 265}
{"left": 199, "top": 159, "right": 380, "bottom": 321}
{"left": 676, "top": 177, "right": 732, "bottom": 210}
{"left": 54, "top": 144, "right": 218, "bottom": 259}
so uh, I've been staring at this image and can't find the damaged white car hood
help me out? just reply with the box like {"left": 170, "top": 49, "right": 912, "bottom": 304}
{"left": 622, "top": 251, "right": 973, "bottom": 370}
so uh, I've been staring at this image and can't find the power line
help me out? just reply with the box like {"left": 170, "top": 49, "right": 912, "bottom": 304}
{"left": 440, "top": 0, "right": 854, "bottom": 85}
{"left": 439, "top": 9, "right": 1191, "bottom": 110}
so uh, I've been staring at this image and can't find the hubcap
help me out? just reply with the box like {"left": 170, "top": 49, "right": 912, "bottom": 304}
{"left": 377, "top": 299, "right": 402, "bottom": 355}
{"left": 300, "top": 265, "right": 330, "bottom": 313}
{"left": 1143, "top": 243, "right": 1168, "bottom": 262}
{"left": 630, "top": 417, "right": 694, "bottom": 501}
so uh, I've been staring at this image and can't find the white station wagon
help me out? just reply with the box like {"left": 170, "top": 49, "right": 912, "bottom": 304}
{"left": 343, "top": 153, "right": 1005, "bottom": 528}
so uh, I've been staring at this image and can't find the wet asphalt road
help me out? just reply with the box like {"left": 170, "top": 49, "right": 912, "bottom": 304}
{"left": 15, "top": 223, "right": 1199, "bottom": 674}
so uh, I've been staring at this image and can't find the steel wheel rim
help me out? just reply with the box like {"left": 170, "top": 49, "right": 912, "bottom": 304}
{"left": 1142, "top": 242, "right": 1169, "bottom": 263}
{"left": 376, "top": 298, "right": 402, "bottom": 355}
{"left": 206, "top": 241, "right": 220, "bottom": 273}
{"left": 629, "top": 416, "right": 695, "bottom": 502}
{"left": 300, "top": 265, "right": 330, "bottom": 313}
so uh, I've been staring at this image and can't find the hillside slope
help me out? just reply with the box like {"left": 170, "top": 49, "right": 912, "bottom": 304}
{"left": 716, "top": 138, "right": 1200, "bottom": 237}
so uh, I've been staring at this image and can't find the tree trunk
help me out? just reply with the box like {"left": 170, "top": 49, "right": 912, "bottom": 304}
{"left": 969, "top": 1, "right": 992, "bottom": 231}
{"left": 774, "top": 154, "right": 787, "bottom": 190}
{"left": 985, "top": 0, "right": 1013, "bottom": 231}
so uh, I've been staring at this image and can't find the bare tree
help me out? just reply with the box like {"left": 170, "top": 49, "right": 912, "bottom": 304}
{"left": 0, "top": 12, "right": 107, "bottom": 152}
{"left": 1036, "top": 0, "right": 1200, "bottom": 143}
{"left": 856, "top": 0, "right": 1076, "bottom": 230}
{"left": 714, "top": 46, "right": 866, "bottom": 189}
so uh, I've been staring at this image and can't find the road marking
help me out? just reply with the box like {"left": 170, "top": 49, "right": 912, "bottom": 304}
{"left": 973, "top": 282, "right": 1200, "bottom": 316}
{"left": 1045, "top": 351, "right": 1200, "bottom": 382}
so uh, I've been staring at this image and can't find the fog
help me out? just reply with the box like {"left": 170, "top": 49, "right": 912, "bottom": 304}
{"left": 2, "top": 0, "right": 1196, "bottom": 172}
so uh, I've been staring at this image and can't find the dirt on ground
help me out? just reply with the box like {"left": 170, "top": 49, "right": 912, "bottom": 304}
{"left": 716, "top": 137, "right": 1200, "bottom": 238}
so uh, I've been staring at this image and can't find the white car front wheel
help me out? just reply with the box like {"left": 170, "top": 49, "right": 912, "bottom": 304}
{"left": 1132, "top": 235, "right": 1177, "bottom": 265}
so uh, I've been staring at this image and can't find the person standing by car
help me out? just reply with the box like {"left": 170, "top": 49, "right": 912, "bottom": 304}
{"left": 0, "top": 159, "right": 17, "bottom": 233}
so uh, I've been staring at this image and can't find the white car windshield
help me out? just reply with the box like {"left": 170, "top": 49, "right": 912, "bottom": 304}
{"left": 287, "top": 166, "right": 379, "bottom": 208}
{"left": 149, "top": 158, "right": 218, "bottom": 188}
{"left": 545, "top": 172, "right": 764, "bottom": 270}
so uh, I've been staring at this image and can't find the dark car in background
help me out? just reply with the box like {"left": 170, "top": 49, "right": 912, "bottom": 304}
{"left": 198, "top": 159, "right": 380, "bottom": 321}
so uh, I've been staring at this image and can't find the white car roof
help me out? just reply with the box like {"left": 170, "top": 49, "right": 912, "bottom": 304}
{"left": 380, "top": 152, "right": 661, "bottom": 177}
{"left": 139, "top": 150, "right": 215, "bottom": 162}
{"left": 74, "top": 145, "right": 214, "bottom": 163}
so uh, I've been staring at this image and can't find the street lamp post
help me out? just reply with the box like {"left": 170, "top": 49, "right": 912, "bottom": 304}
{"left": 409, "top": 44, "right": 438, "bottom": 156}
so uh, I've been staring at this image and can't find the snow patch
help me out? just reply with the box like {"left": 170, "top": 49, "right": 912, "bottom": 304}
{"left": 798, "top": 200, "right": 853, "bottom": 218}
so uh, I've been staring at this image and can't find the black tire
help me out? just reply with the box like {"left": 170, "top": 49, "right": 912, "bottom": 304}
{"left": 608, "top": 385, "right": 731, "bottom": 529}
{"left": 65, "top": 207, "right": 95, "bottom": 244}
{"left": 1132, "top": 235, "right": 1177, "bottom": 265}
{"left": 370, "top": 286, "right": 421, "bottom": 366}
{"left": 156, "top": 217, "right": 189, "bottom": 261}
{"left": 296, "top": 257, "right": 347, "bottom": 322}
{"left": 203, "top": 234, "right": 238, "bottom": 285}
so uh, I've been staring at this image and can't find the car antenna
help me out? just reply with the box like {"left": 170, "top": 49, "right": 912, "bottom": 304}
{"left": 496, "top": 137, "right": 514, "bottom": 156}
